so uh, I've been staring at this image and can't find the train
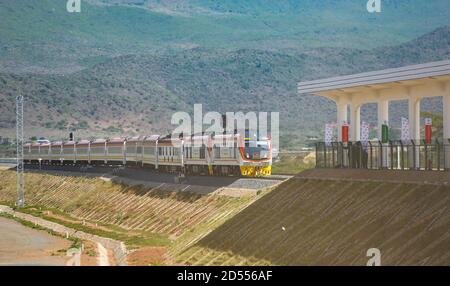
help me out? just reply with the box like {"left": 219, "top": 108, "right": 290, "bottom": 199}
{"left": 23, "top": 133, "right": 272, "bottom": 177}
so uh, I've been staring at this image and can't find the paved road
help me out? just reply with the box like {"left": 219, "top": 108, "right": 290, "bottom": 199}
{"left": 0, "top": 217, "right": 71, "bottom": 266}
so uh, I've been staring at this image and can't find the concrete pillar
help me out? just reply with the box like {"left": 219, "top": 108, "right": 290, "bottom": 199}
{"left": 337, "top": 98, "right": 349, "bottom": 142}
{"left": 408, "top": 96, "right": 421, "bottom": 169}
{"left": 408, "top": 97, "right": 421, "bottom": 141}
{"left": 443, "top": 92, "right": 450, "bottom": 140}
{"left": 351, "top": 104, "right": 361, "bottom": 141}
{"left": 377, "top": 99, "right": 389, "bottom": 140}
{"left": 377, "top": 99, "right": 389, "bottom": 168}
{"left": 443, "top": 90, "right": 450, "bottom": 169}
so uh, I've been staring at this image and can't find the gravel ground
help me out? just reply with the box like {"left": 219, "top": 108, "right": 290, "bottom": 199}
{"left": 23, "top": 164, "right": 287, "bottom": 194}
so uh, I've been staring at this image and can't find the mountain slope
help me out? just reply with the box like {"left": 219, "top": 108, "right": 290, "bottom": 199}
{"left": 1, "top": 0, "right": 450, "bottom": 73}
{"left": 0, "top": 27, "right": 449, "bottom": 146}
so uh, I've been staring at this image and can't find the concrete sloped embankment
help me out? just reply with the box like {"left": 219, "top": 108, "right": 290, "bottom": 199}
{"left": 175, "top": 170, "right": 450, "bottom": 266}
{"left": 0, "top": 169, "right": 285, "bottom": 265}
{"left": 0, "top": 170, "right": 279, "bottom": 241}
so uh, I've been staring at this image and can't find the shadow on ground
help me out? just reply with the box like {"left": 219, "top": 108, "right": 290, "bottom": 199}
{"left": 182, "top": 171, "right": 450, "bottom": 265}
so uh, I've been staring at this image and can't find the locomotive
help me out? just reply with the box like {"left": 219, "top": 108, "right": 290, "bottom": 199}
{"left": 23, "top": 132, "right": 272, "bottom": 177}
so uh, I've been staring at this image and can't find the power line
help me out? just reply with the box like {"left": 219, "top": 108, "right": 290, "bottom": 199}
{"left": 16, "top": 94, "right": 24, "bottom": 208}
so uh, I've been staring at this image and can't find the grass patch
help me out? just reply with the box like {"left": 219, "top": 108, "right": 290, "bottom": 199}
{"left": 13, "top": 204, "right": 170, "bottom": 249}
{"left": 272, "top": 155, "right": 314, "bottom": 175}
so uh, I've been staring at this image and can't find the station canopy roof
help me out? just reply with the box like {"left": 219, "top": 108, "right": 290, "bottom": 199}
{"left": 297, "top": 60, "right": 450, "bottom": 96}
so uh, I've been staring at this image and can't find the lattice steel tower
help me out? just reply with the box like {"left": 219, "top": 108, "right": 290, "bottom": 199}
{"left": 16, "top": 94, "right": 24, "bottom": 208}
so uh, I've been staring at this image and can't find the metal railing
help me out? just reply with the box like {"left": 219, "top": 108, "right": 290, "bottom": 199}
{"left": 315, "top": 139, "right": 450, "bottom": 171}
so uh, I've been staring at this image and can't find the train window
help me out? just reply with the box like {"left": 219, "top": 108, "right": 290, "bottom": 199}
{"left": 91, "top": 147, "right": 104, "bottom": 154}
{"left": 109, "top": 147, "right": 122, "bottom": 154}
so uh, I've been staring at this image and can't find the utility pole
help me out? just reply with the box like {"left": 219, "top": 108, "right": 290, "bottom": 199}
{"left": 16, "top": 95, "right": 24, "bottom": 208}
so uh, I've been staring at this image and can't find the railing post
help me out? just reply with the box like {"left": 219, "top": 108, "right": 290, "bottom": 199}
{"left": 389, "top": 140, "right": 394, "bottom": 170}
{"left": 315, "top": 142, "right": 319, "bottom": 168}
{"left": 331, "top": 142, "right": 336, "bottom": 168}
{"left": 378, "top": 140, "right": 383, "bottom": 170}
{"left": 358, "top": 141, "right": 362, "bottom": 169}
{"left": 436, "top": 139, "right": 440, "bottom": 171}
{"left": 442, "top": 139, "right": 450, "bottom": 171}
{"left": 348, "top": 141, "right": 353, "bottom": 169}
{"left": 400, "top": 140, "right": 404, "bottom": 170}
{"left": 368, "top": 141, "right": 373, "bottom": 169}
{"left": 411, "top": 140, "right": 416, "bottom": 170}
{"left": 424, "top": 139, "right": 429, "bottom": 171}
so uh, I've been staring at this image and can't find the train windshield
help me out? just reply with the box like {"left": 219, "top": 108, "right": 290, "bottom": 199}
{"left": 244, "top": 141, "right": 270, "bottom": 160}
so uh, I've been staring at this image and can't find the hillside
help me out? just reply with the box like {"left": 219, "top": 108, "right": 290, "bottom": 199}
{"left": 1, "top": 26, "right": 450, "bottom": 147}
{"left": 1, "top": 1, "right": 450, "bottom": 147}
{"left": 2, "top": 0, "right": 450, "bottom": 73}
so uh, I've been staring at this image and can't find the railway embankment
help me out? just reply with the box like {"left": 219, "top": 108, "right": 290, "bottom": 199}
{"left": 3, "top": 168, "right": 446, "bottom": 265}
{"left": 0, "top": 169, "right": 281, "bottom": 265}
{"left": 175, "top": 170, "right": 450, "bottom": 265}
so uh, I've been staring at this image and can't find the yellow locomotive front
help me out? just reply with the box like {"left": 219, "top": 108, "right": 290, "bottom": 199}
{"left": 239, "top": 136, "right": 272, "bottom": 177}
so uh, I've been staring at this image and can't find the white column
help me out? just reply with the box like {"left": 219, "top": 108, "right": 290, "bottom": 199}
{"left": 377, "top": 99, "right": 389, "bottom": 140}
{"left": 351, "top": 104, "right": 361, "bottom": 141}
{"left": 408, "top": 97, "right": 421, "bottom": 141}
{"left": 408, "top": 96, "right": 421, "bottom": 169}
{"left": 337, "top": 98, "right": 349, "bottom": 142}
{"left": 443, "top": 92, "right": 450, "bottom": 140}
{"left": 378, "top": 99, "right": 389, "bottom": 168}
{"left": 443, "top": 90, "right": 450, "bottom": 169}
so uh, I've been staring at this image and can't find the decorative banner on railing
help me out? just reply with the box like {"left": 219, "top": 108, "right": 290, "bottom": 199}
{"left": 361, "top": 121, "right": 370, "bottom": 143}
{"left": 361, "top": 121, "right": 370, "bottom": 150}
{"left": 325, "top": 123, "right": 334, "bottom": 146}
{"left": 342, "top": 121, "right": 349, "bottom": 143}
{"left": 401, "top": 117, "right": 410, "bottom": 143}
{"left": 425, "top": 118, "right": 432, "bottom": 144}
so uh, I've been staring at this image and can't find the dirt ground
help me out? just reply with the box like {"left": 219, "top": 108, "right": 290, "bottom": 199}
{"left": 127, "top": 246, "right": 169, "bottom": 266}
{"left": 0, "top": 217, "right": 71, "bottom": 266}
{"left": 80, "top": 240, "right": 98, "bottom": 266}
